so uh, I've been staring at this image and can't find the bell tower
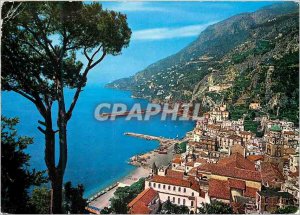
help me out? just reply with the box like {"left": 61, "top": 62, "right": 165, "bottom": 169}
{"left": 264, "top": 127, "right": 284, "bottom": 171}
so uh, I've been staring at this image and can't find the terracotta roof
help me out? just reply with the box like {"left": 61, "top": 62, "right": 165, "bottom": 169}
{"left": 195, "top": 158, "right": 207, "bottom": 164}
{"left": 228, "top": 178, "right": 246, "bottom": 190}
{"left": 186, "top": 161, "right": 195, "bottom": 167}
{"left": 128, "top": 188, "right": 158, "bottom": 208}
{"left": 288, "top": 169, "right": 299, "bottom": 178}
{"left": 197, "top": 163, "right": 213, "bottom": 173}
{"left": 244, "top": 187, "right": 258, "bottom": 198}
{"left": 151, "top": 175, "right": 191, "bottom": 187}
{"left": 213, "top": 167, "right": 261, "bottom": 182}
{"left": 188, "top": 167, "right": 198, "bottom": 176}
{"left": 218, "top": 153, "right": 256, "bottom": 171}
{"left": 208, "top": 179, "right": 230, "bottom": 200}
{"left": 130, "top": 201, "right": 150, "bottom": 214}
{"left": 166, "top": 169, "right": 184, "bottom": 179}
{"left": 191, "top": 182, "right": 201, "bottom": 193}
{"left": 207, "top": 124, "right": 221, "bottom": 130}
{"left": 198, "top": 153, "right": 261, "bottom": 182}
{"left": 283, "top": 131, "right": 295, "bottom": 135}
{"left": 247, "top": 155, "right": 264, "bottom": 162}
{"left": 260, "top": 162, "right": 285, "bottom": 185}
{"left": 150, "top": 175, "right": 201, "bottom": 193}
{"left": 172, "top": 157, "right": 182, "bottom": 164}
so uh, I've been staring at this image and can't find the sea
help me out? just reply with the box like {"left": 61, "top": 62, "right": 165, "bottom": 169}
{"left": 1, "top": 84, "right": 195, "bottom": 197}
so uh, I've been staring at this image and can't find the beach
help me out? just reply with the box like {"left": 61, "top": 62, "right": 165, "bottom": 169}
{"left": 88, "top": 143, "right": 175, "bottom": 210}
{"left": 89, "top": 166, "right": 151, "bottom": 209}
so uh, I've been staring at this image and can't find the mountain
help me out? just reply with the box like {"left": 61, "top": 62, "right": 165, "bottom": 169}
{"left": 107, "top": 2, "right": 299, "bottom": 124}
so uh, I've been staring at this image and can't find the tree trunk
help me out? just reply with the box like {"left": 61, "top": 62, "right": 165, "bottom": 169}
{"left": 52, "top": 77, "right": 68, "bottom": 213}
{"left": 51, "top": 177, "right": 63, "bottom": 214}
{"left": 43, "top": 107, "right": 68, "bottom": 214}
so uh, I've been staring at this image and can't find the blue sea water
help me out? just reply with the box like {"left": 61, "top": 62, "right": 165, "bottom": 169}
{"left": 1, "top": 84, "right": 194, "bottom": 197}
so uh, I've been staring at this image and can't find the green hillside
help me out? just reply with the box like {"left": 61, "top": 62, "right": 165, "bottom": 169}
{"left": 107, "top": 2, "right": 299, "bottom": 124}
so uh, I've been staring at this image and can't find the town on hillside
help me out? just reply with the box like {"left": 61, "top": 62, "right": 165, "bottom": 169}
{"left": 94, "top": 103, "right": 298, "bottom": 214}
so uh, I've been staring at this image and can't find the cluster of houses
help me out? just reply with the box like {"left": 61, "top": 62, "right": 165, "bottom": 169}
{"left": 127, "top": 104, "right": 299, "bottom": 214}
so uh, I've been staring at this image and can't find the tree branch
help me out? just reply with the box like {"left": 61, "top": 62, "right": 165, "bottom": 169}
{"left": 32, "top": 13, "right": 58, "bottom": 58}
{"left": 90, "top": 50, "right": 106, "bottom": 69}
{"left": 65, "top": 49, "right": 106, "bottom": 121}
{"left": 90, "top": 45, "right": 102, "bottom": 61}
{"left": 37, "top": 126, "right": 46, "bottom": 134}
{"left": 38, "top": 120, "right": 46, "bottom": 126}
{"left": 20, "top": 39, "right": 44, "bottom": 57}
{"left": 24, "top": 26, "right": 57, "bottom": 64}
{"left": 11, "top": 88, "right": 36, "bottom": 103}
{"left": 2, "top": 2, "right": 24, "bottom": 22}
{"left": 83, "top": 47, "right": 91, "bottom": 61}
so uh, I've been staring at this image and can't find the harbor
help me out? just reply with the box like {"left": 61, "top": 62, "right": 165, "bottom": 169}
{"left": 87, "top": 132, "right": 187, "bottom": 213}
{"left": 124, "top": 132, "right": 186, "bottom": 145}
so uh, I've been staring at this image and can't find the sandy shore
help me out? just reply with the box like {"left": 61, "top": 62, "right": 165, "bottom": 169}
{"left": 89, "top": 166, "right": 151, "bottom": 209}
{"left": 88, "top": 144, "right": 175, "bottom": 211}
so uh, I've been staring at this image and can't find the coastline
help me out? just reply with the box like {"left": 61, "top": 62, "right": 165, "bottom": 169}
{"left": 88, "top": 166, "right": 151, "bottom": 210}
{"left": 88, "top": 141, "right": 175, "bottom": 210}
{"left": 86, "top": 85, "right": 193, "bottom": 210}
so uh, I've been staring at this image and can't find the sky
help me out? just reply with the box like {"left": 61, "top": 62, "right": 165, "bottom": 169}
{"left": 80, "top": 1, "right": 278, "bottom": 84}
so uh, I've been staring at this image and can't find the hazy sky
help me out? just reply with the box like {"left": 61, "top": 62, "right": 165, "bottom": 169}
{"left": 81, "top": 1, "right": 277, "bottom": 84}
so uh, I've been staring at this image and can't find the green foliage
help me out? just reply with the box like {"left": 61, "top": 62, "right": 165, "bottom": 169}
{"left": 274, "top": 205, "right": 298, "bottom": 214}
{"left": 110, "top": 178, "right": 145, "bottom": 214}
{"left": 174, "top": 142, "right": 187, "bottom": 154}
{"left": 109, "top": 4, "right": 299, "bottom": 117}
{"left": 64, "top": 181, "right": 87, "bottom": 214}
{"left": 244, "top": 119, "right": 259, "bottom": 134}
{"left": 30, "top": 187, "right": 51, "bottom": 214}
{"left": 270, "top": 51, "right": 299, "bottom": 125}
{"left": 254, "top": 40, "right": 275, "bottom": 55}
{"left": 179, "top": 141, "right": 187, "bottom": 153}
{"left": 229, "top": 105, "right": 248, "bottom": 120}
{"left": 2, "top": 1, "right": 131, "bottom": 103}
{"left": 2, "top": 2, "right": 131, "bottom": 212}
{"left": 232, "top": 50, "right": 252, "bottom": 64}
{"left": 205, "top": 92, "right": 223, "bottom": 103}
{"left": 1, "top": 116, "right": 47, "bottom": 214}
{"left": 227, "top": 68, "right": 252, "bottom": 104}
{"left": 110, "top": 197, "right": 129, "bottom": 214}
{"left": 161, "top": 200, "right": 190, "bottom": 214}
{"left": 198, "top": 200, "right": 233, "bottom": 214}
{"left": 100, "top": 207, "right": 112, "bottom": 214}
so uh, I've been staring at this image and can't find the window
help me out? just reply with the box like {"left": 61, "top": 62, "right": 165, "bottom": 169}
{"left": 153, "top": 183, "right": 156, "bottom": 188}
{"left": 178, "top": 198, "right": 181, "bottom": 204}
{"left": 158, "top": 184, "right": 161, "bottom": 189}
{"left": 148, "top": 182, "right": 151, "bottom": 187}
{"left": 168, "top": 185, "right": 171, "bottom": 190}
{"left": 183, "top": 188, "right": 186, "bottom": 193}
{"left": 173, "top": 186, "right": 176, "bottom": 191}
{"left": 168, "top": 196, "right": 170, "bottom": 201}
{"left": 173, "top": 197, "right": 175, "bottom": 203}
{"left": 163, "top": 185, "right": 166, "bottom": 189}
{"left": 192, "top": 192, "right": 194, "bottom": 196}
{"left": 178, "top": 187, "right": 181, "bottom": 192}
{"left": 183, "top": 199, "right": 186, "bottom": 206}
{"left": 191, "top": 201, "right": 194, "bottom": 207}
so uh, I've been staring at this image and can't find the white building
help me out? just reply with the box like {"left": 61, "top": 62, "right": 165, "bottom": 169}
{"left": 145, "top": 175, "right": 210, "bottom": 212}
